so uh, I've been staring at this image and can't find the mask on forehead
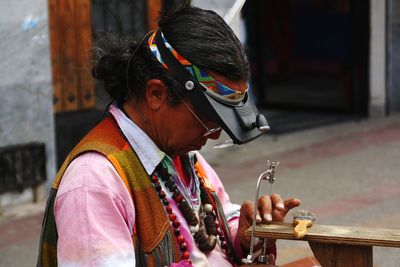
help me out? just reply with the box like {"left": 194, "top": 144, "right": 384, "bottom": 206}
{"left": 148, "top": 30, "right": 269, "bottom": 144}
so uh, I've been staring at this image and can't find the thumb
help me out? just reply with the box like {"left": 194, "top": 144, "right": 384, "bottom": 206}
{"left": 239, "top": 201, "right": 256, "bottom": 226}
{"left": 238, "top": 201, "right": 256, "bottom": 250}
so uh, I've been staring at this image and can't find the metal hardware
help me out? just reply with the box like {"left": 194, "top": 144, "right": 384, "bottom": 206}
{"left": 185, "top": 80, "right": 195, "bottom": 90}
{"left": 242, "top": 160, "right": 280, "bottom": 264}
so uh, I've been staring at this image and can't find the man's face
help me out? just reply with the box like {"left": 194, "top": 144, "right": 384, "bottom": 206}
{"left": 159, "top": 74, "right": 248, "bottom": 156}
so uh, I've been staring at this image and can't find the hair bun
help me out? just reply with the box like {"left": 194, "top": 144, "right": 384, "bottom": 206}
{"left": 92, "top": 55, "right": 112, "bottom": 80}
{"left": 91, "top": 35, "right": 140, "bottom": 100}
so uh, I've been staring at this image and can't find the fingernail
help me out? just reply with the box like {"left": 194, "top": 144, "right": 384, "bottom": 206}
{"left": 276, "top": 203, "right": 284, "bottom": 210}
{"left": 256, "top": 214, "right": 262, "bottom": 222}
{"left": 264, "top": 213, "right": 272, "bottom": 221}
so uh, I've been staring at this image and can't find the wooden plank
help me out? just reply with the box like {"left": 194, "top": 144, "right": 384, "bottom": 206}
{"left": 147, "top": 0, "right": 162, "bottom": 31}
{"left": 309, "top": 242, "right": 372, "bottom": 267}
{"left": 48, "top": 0, "right": 62, "bottom": 112}
{"left": 238, "top": 265, "right": 276, "bottom": 267}
{"left": 75, "top": 0, "right": 94, "bottom": 109}
{"left": 280, "top": 256, "right": 320, "bottom": 267}
{"left": 246, "top": 222, "right": 400, "bottom": 248}
{"left": 49, "top": 0, "right": 94, "bottom": 112}
{"left": 60, "top": 0, "right": 79, "bottom": 111}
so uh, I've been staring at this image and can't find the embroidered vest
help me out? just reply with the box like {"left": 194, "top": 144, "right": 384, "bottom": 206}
{"left": 37, "top": 115, "right": 180, "bottom": 267}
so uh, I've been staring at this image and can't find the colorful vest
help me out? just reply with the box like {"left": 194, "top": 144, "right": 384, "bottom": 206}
{"left": 37, "top": 115, "right": 180, "bottom": 267}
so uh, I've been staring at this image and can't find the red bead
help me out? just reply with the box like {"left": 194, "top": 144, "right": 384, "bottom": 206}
{"left": 151, "top": 175, "right": 158, "bottom": 183}
{"left": 159, "top": 191, "right": 166, "bottom": 199}
{"left": 221, "top": 241, "right": 228, "bottom": 249}
{"left": 155, "top": 184, "right": 162, "bottom": 191}
{"left": 182, "top": 251, "right": 190, "bottom": 260}
{"left": 166, "top": 206, "right": 172, "bottom": 213}
{"left": 173, "top": 219, "right": 180, "bottom": 228}
{"left": 177, "top": 235, "right": 185, "bottom": 244}
{"left": 174, "top": 194, "right": 184, "bottom": 203}
{"left": 174, "top": 228, "right": 180, "bottom": 236}
{"left": 180, "top": 242, "right": 187, "bottom": 251}
{"left": 169, "top": 213, "right": 177, "bottom": 221}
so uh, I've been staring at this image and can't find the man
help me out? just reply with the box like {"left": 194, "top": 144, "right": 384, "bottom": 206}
{"left": 37, "top": 1, "right": 300, "bottom": 266}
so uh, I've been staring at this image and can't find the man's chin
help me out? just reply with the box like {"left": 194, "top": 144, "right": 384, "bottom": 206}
{"left": 191, "top": 145, "right": 203, "bottom": 151}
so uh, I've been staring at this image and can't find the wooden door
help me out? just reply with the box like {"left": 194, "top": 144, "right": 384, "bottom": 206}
{"left": 48, "top": 0, "right": 94, "bottom": 112}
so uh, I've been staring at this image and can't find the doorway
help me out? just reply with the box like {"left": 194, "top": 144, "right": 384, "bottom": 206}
{"left": 243, "top": 0, "right": 369, "bottom": 133}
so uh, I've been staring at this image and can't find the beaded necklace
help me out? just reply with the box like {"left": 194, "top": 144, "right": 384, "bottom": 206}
{"left": 149, "top": 159, "right": 233, "bottom": 262}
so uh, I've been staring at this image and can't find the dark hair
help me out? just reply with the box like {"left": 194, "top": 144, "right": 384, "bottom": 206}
{"left": 91, "top": 0, "right": 249, "bottom": 104}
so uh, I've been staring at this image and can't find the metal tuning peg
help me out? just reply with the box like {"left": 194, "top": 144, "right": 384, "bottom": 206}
{"left": 242, "top": 160, "right": 280, "bottom": 265}
{"left": 266, "top": 160, "right": 279, "bottom": 195}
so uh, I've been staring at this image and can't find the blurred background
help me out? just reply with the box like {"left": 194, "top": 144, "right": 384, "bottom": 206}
{"left": 0, "top": 0, "right": 399, "bottom": 266}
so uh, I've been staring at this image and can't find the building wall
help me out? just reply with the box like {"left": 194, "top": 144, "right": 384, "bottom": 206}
{"left": 387, "top": 0, "right": 400, "bottom": 113}
{"left": 0, "top": 0, "right": 56, "bottom": 206}
{"left": 369, "top": 0, "right": 387, "bottom": 116}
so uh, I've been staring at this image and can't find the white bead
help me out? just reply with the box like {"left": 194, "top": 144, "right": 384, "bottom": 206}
{"left": 190, "top": 224, "right": 200, "bottom": 233}
{"left": 204, "top": 204, "right": 213, "bottom": 212}
{"left": 208, "top": 235, "right": 217, "bottom": 246}
{"left": 209, "top": 235, "right": 216, "bottom": 241}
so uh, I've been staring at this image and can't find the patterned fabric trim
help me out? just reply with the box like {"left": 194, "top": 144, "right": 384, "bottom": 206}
{"left": 148, "top": 31, "right": 248, "bottom": 102}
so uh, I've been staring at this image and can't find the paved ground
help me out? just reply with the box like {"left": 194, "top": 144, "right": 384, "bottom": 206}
{"left": 1, "top": 113, "right": 400, "bottom": 266}
{"left": 204, "top": 113, "right": 400, "bottom": 266}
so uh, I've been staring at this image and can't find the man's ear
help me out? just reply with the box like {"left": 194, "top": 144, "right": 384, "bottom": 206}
{"left": 145, "top": 79, "right": 169, "bottom": 110}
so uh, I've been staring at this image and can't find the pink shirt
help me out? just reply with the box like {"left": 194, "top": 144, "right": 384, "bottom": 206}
{"left": 55, "top": 105, "right": 241, "bottom": 267}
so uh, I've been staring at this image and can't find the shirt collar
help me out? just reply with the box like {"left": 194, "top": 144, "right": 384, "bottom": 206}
{"left": 109, "top": 104, "right": 165, "bottom": 175}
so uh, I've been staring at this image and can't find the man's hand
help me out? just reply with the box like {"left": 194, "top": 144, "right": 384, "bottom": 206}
{"left": 237, "top": 194, "right": 301, "bottom": 252}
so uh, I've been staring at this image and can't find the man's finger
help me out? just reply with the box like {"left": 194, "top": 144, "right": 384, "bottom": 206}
{"left": 270, "top": 193, "right": 285, "bottom": 211}
{"left": 284, "top": 198, "right": 301, "bottom": 210}
{"left": 257, "top": 195, "right": 272, "bottom": 222}
{"left": 282, "top": 198, "right": 301, "bottom": 215}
